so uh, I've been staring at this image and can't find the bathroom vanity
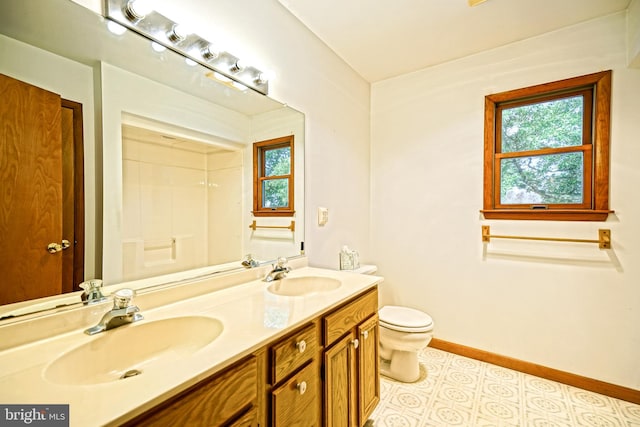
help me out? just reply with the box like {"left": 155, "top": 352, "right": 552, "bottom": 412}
{"left": 0, "top": 262, "right": 382, "bottom": 426}
{"left": 124, "top": 287, "right": 378, "bottom": 426}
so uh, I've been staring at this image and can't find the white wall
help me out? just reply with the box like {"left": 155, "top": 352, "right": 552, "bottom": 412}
{"left": 371, "top": 12, "right": 640, "bottom": 390}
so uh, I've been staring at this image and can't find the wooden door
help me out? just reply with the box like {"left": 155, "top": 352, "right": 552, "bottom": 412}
{"left": 357, "top": 314, "right": 380, "bottom": 425}
{"left": 0, "top": 74, "right": 64, "bottom": 304}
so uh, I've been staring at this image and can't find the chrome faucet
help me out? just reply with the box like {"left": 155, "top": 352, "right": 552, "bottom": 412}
{"left": 241, "top": 253, "right": 259, "bottom": 268}
{"left": 84, "top": 288, "right": 143, "bottom": 335}
{"left": 263, "top": 257, "right": 291, "bottom": 282}
{"left": 80, "top": 279, "right": 107, "bottom": 305}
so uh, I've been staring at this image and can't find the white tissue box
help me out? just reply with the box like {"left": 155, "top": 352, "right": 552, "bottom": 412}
{"left": 340, "top": 249, "right": 360, "bottom": 270}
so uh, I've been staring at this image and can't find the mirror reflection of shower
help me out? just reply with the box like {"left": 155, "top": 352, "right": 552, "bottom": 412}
{"left": 121, "top": 119, "right": 243, "bottom": 281}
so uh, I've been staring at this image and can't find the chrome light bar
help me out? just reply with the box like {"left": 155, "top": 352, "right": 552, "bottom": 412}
{"left": 105, "top": 0, "right": 269, "bottom": 95}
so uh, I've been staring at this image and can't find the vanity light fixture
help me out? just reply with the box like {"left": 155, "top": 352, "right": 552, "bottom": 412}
{"left": 106, "top": 0, "right": 270, "bottom": 95}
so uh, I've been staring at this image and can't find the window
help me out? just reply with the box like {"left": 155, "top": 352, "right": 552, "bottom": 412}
{"left": 253, "top": 135, "right": 295, "bottom": 217}
{"left": 482, "top": 70, "right": 612, "bottom": 221}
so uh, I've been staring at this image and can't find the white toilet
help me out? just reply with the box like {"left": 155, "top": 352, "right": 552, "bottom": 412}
{"left": 378, "top": 305, "right": 434, "bottom": 383}
{"left": 348, "top": 264, "right": 434, "bottom": 382}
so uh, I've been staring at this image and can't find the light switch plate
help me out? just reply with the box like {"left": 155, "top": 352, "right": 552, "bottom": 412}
{"left": 318, "top": 207, "right": 329, "bottom": 226}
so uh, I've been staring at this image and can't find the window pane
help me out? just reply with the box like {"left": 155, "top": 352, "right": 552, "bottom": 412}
{"left": 501, "top": 96, "right": 583, "bottom": 153}
{"left": 264, "top": 147, "right": 290, "bottom": 177}
{"left": 262, "top": 178, "right": 289, "bottom": 208}
{"left": 500, "top": 152, "right": 583, "bottom": 204}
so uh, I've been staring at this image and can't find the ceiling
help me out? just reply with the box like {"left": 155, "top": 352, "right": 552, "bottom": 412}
{"left": 277, "top": 0, "right": 631, "bottom": 82}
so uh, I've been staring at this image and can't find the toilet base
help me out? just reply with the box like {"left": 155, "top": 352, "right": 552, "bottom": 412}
{"left": 379, "top": 350, "right": 422, "bottom": 383}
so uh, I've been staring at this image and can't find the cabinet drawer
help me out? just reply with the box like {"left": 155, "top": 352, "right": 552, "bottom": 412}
{"left": 271, "top": 322, "right": 318, "bottom": 384}
{"left": 323, "top": 287, "right": 378, "bottom": 346}
{"left": 129, "top": 356, "right": 257, "bottom": 427}
{"left": 272, "top": 360, "right": 320, "bottom": 426}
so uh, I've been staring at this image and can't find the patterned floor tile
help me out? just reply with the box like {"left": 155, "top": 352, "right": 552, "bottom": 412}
{"left": 371, "top": 348, "right": 640, "bottom": 427}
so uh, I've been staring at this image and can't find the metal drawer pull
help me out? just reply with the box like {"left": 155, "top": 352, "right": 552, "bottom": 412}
{"left": 352, "top": 338, "right": 359, "bottom": 349}
{"left": 296, "top": 339, "right": 307, "bottom": 353}
{"left": 47, "top": 239, "right": 70, "bottom": 254}
{"left": 296, "top": 381, "right": 307, "bottom": 395}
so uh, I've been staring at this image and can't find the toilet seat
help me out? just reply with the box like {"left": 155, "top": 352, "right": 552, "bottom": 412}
{"left": 379, "top": 305, "right": 433, "bottom": 333}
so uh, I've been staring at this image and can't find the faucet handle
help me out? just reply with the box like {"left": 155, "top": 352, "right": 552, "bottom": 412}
{"left": 113, "top": 288, "right": 136, "bottom": 309}
{"left": 242, "top": 254, "right": 259, "bottom": 268}
{"left": 80, "top": 279, "right": 106, "bottom": 304}
{"left": 275, "top": 257, "right": 288, "bottom": 268}
{"left": 80, "top": 279, "right": 102, "bottom": 292}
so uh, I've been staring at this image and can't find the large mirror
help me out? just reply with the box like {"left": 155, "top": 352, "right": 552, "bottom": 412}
{"left": 0, "top": 0, "right": 304, "bottom": 319}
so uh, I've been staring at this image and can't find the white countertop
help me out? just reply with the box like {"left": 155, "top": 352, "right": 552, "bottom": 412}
{"left": 0, "top": 266, "right": 382, "bottom": 426}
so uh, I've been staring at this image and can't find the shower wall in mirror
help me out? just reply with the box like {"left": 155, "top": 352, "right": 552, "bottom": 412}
{"left": 121, "top": 123, "right": 244, "bottom": 281}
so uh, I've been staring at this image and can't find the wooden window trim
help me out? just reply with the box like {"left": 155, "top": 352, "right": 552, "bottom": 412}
{"left": 252, "top": 135, "right": 295, "bottom": 217}
{"left": 481, "top": 70, "right": 613, "bottom": 221}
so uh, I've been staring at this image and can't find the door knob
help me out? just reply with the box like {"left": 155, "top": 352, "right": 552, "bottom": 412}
{"left": 47, "top": 239, "right": 70, "bottom": 254}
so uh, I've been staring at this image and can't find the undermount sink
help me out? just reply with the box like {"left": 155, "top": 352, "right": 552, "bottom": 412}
{"left": 267, "top": 276, "right": 342, "bottom": 296}
{"left": 44, "top": 316, "right": 223, "bottom": 386}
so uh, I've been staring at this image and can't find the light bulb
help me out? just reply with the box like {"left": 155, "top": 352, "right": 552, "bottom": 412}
{"left": 151, "top": 42, "right": 166, "bottom": 53}
{"left": 230, "top": 59, "right": 246, "bottom": 73}
{"left": 124, "top": 0, "right": 153, "bottom": 21}
{"left": 167, "top": 24, "right": 188, "bottom": 43}
{"left": 201, "top": 44, "right": 219, "bottom": 61}
{"left": 256, "top": 71, "right": 274, "bottom": 84}
{"left": 107, "top": 21, "right": 127, "bottom": 36}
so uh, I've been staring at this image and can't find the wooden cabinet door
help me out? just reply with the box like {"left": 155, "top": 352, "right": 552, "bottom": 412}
{"left": 357, "top": 314, "right": 380, "bottom": 425}
{"left": 324, "top": 333, "right": 357, "bottom": 427}
{"left": 272, "top": 360, "right": 320, "bottom": 426}
{"left": 0, "top": 73, "right": 63, "bottom": 304}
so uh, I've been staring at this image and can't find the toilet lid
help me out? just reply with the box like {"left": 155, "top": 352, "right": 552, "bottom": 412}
{"left": 379, "top": 305, "right": 433, "bottom": 333}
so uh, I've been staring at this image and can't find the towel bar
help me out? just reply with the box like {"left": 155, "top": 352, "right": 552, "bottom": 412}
{"left": 249, "top": 220, "right": 295, "bottom": 232}
{"left": 481, "top": 226, "right": 611, "bottom": 249}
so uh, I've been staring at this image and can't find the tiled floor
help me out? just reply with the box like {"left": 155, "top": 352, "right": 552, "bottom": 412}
{"left": 371, "top": 347, "right": 640, "bottom": 427}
